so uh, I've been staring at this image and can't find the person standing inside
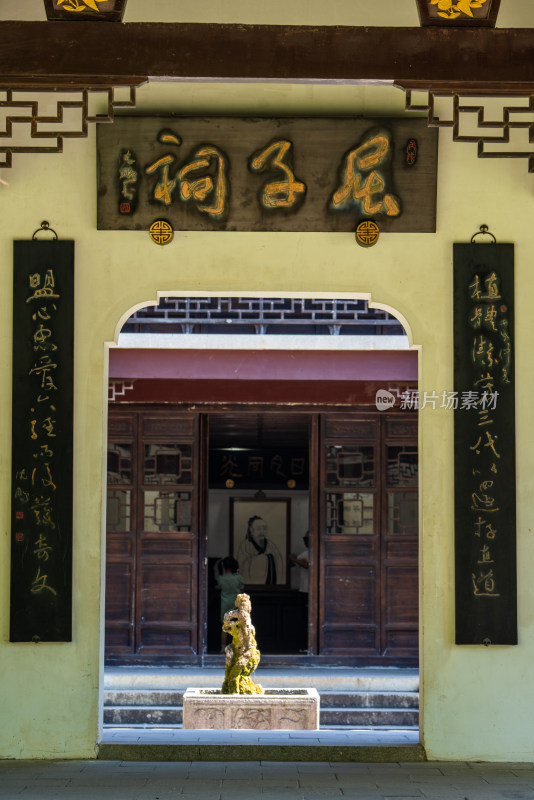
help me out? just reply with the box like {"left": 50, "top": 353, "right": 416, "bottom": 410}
{"left": 216, "top": 556, "right": 244, "bottom": 652}
{"left": 289, "top": 531, "right": 309, "bottom": 594}
{"left": 289, "top": 531, "right": 310, "bottom": 651}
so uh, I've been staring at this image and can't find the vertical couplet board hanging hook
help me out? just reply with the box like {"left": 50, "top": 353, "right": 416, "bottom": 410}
{"left": 470, "top": 224, "right": 496, "bottom": 244}
{"left": 32, "top": 221, "right": 58, "bottom": 240}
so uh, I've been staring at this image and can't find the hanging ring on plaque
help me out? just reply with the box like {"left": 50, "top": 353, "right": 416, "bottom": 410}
{"left": 32, "top": 221, "right": 58, "bottom": 240}
{"left": 471, "top": 224, "right": 496, "bottom": 244}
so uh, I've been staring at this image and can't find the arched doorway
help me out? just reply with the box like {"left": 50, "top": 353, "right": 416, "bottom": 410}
{"left": 104, "top": 296, "right": 419, "bottom": 668}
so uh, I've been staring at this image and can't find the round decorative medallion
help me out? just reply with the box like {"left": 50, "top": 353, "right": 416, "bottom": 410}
{"left": 225, "top": 479, "right": 235, "bottom": 488}
{"left": 355, "top": 220, "right": 380, "bottom": 248}
{"left": 149, "top": 219, "right": 174, "bottom": 245}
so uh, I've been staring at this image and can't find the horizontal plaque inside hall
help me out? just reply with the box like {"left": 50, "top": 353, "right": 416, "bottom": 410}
{"left": 97, "top": 116, "right": 437, "bottom": 233}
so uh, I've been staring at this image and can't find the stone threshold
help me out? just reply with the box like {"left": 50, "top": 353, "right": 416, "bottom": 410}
{"left": 99, "top": 727, "right": 423, "bottom": 762}
{"left": 97, "top": 742, "right": 426, "bottom": 762}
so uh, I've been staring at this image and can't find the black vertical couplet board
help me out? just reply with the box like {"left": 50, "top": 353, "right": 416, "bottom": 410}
{"left": 454, "top": 243, "right": 517, "bottom": 645}
{"left": 10, "top": 240, "right": 74, "bottom": 642}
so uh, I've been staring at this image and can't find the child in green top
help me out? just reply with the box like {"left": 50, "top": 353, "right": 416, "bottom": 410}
{"left": 216, "top": 556, "right": 244, "bottom": 652}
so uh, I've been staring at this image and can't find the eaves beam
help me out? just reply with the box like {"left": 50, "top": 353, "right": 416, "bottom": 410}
{"left": 0, "top": 21, "right": 534, "bottom": 91}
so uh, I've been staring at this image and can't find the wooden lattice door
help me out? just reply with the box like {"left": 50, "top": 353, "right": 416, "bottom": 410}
{"left": 105, "top": 410, "right": 201, "bottom": 661}
{"left": 319, "top": 412, "right": 418, "bottom": 664}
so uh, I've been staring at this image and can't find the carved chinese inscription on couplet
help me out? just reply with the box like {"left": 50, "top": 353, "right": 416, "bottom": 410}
{"left": 453, "top": 243, "right": 516, "bottom": 645}
{"left": 10, "top": 240, "right": 74, "bottom": 642}
{"left": 97, "top": 117, "right": 437, "bottom": 233}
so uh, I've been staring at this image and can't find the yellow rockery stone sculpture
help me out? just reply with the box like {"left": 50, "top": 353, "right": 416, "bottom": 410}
{"left": 221, "top": 593, "right": 264, "bottom": 695}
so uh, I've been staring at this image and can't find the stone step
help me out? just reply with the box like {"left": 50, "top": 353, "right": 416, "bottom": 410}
{"left": 103, "top": 668, "right": 420, "bottom": 729}
{"left": 104, "top": 706, "right": 183, "bottom": 726}
{"left": 104, "top": 690, "right": 419, "bottom": 728}
{"left": 103, "top": 703, "right": 418, "bottom": 728}
{"left": 320, "top": 708, "right": 419, "bottom": 727}
{"left": 104, "top": 667, "right": 419, "bottom": 694}
{"left": 104, "top": 689, "right": 419, "bottom": 710}
{"left": 319, "top": 691, "right": 419, "bottom": 709}
{"left": 105, "top": 690, "right": 184, "bottom": 707}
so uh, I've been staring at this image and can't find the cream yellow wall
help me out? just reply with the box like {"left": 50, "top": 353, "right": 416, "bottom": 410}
{"left": 0, "top": 76, "right": 534, "bottom": 760}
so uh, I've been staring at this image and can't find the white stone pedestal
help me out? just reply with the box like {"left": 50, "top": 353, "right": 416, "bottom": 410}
{"left": 182, "top": 688, "right": 320, "bottom": 730}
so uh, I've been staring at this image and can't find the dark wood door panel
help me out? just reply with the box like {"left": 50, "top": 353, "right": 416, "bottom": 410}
{"left": 381, "top": 415, "right": 419, "bottom": 662}
{"left": 105, "top": 562, "right": 134, "bottom": 622}
{"left": 142, "top": 415, "right": 196, "bottom": 438}
{"left": 323, "top": 417, "right": 378, "bottom": 440}
{"left": 106, "top": 627, "right": 134, "bottom": 650}
{"left": 106, "top": 534, "right": 135, "bottom": 559}
{"left": 323, "top": 565, "right": 378, "bottom": 623}
{"left": 322, "top": 626, "right": 380, "bottom": 656}
{"left": 105, "top": 561, "right": 134, "bottom": 653}
{"left": 319, "top": 413, "right": 381, "bottom": 658}
{"left": 322, "top": 538, "right": 378, "bottom": 560}
{"left": 137, "top": 626, "right": 195, "bottom": 653}
{"left": 320, "top": 411, "right": 419, "bottom": 665}
{"left": 105, "top": 418, "right": 137, "bottom": 657}
{"left": 136, "top": 413, "right": 199, "bottom": 656}
{"left": 108, "top": 414, "right": 136, "bottom": 438}
{"left": 140, "top": 534, "right": 194, "bottom": 559}
{"left": 384, "top": 565, "right": 419, "bottom": 626}
{"left": 383, "top": 629, "right": 419, "bottom": 656}
{"left": 385, "top": 538, "right": 418, "bottom": 560}
{"left": 140, "top": 563, "right": 193, "bottom": 622}
{"left": 106, "top": 408, "right": 201, "bottom": 662}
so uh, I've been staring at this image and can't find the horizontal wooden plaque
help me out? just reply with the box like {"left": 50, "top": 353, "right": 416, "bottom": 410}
{"left": 209, "top": 447, "right": 309, "bottom": 490}
{"left": 97, "top": 116, "right": 437, "bottom": 233}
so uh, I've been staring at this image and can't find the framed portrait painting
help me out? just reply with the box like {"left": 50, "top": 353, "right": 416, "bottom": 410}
{"left": 230, "top": 498, "right": 290, "bottom": 587}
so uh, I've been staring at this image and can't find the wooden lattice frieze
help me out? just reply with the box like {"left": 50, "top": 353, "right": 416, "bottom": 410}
{"left": 0, "top": 85, "right": 138, "bottom": 168}
{"left": 402, "top": 88, "right": 534, "bottom": 172}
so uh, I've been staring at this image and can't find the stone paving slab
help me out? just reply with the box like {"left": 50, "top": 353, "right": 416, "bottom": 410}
{"left": 2, "top": 760, "right": 534, "bottom": 799}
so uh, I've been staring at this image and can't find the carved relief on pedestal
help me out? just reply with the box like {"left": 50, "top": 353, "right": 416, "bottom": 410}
{"left": 232, "top": 707, "right": 272, "bottom": 729}
{"left": 192, "top": 707, "right": 225, "bottom": 728}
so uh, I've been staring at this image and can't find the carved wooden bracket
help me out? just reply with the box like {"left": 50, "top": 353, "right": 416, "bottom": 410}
{"left": 398, "top": 83, "right": 534, "bottom": 172}
{"left": 0, "top": 84, "right": 140, "bottom": 168}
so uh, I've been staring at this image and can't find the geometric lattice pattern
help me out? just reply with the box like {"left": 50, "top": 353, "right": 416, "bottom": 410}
{"left": 387, "top": 491, "right": 418, "bottom": 536}
{"left": 144, "top": 444, "right": 193, "bottom": 486}
{"left": 144, "top": 490, "right": 192, "bottom": 532}
{"left": 106, "top": 489, "right": 131, "bottom": 532}
{"left": 108, "top": 380, "right": 135, "bottom": 401}
{"left": 386, "top": 445, "right": 418, "bottom": 486}
{"left": 0, "top": 86, "right": 137, "bottom": 168}
{"left": 326, "top": 445, "right": 375, "bottom": 488}
{"left": 124, "top": 297, "right": 405, "bottom": 337}
{"left": 107, "top": 443, "right": 132, "bottom": 484}
{"left": 325, "top": 491, "right": 375, "bottom": 535}
{"left": 403, "top": 89, "right": 534, "bottom": 172}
